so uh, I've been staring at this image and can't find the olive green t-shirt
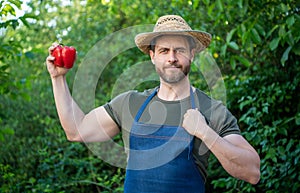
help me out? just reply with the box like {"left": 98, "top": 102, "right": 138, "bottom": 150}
{"left": 103, "top": 87, "right": 240, "bottom": 180}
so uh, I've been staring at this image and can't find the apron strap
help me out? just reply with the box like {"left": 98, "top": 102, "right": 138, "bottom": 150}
{"left": 190, "top": 87, "right": 196, "bottom": 109}
{"left": 189, "top": 86, "right": 196, "bottom": 159}
{"left": 134, "top": 88, "right": 158, "bottom": 122}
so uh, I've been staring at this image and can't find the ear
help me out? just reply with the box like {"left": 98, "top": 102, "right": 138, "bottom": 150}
{"left": 190, "top": 49, "right": 195, "bottom": 62}
{"left": 149, "top": 50, "right": 155, "bottom": 64}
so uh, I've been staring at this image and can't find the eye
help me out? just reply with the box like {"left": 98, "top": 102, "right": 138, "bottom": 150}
{"left": 176, "top": 48, "right": 187, "bottom": 54}
{"left": 159, "top": 48, "right": 169, "bottom": 54}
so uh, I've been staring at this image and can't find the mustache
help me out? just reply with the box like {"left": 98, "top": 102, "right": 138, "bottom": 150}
{"left": 166, "top": 59, "right": 192, "bottom": 68}
{"left": 170, "top": 64, "right": 181, "bottom": 67}
{"left": 166, "top": 62, "right": 181, "bottom": 68}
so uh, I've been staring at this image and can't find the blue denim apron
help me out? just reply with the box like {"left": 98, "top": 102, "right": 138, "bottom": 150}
{"left": 124, "top": 87, "right": 205, "bottom": 193}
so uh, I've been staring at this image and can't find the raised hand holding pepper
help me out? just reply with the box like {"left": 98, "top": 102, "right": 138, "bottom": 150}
{"left": 46, "top": 43, "right": 77, "bottom": 78}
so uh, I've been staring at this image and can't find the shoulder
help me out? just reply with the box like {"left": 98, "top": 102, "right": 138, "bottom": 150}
{"left": 194, "top": 88, "right": 240, "bottom": 136}
{"left": 106, "top": 87, "right": 157, "bottom": 109}
{"left": 194, "top": 88, "right": 223, "bottom": 110}
{"left": 103, "top": 88, "right": 157, "bottom": 128}
{"left": 111, "top": 88, "right": 155, "bottom": 102}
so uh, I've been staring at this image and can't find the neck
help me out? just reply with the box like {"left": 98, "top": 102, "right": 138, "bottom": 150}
{"left": 158, "top": 78, "right": 191, "bottom": 101}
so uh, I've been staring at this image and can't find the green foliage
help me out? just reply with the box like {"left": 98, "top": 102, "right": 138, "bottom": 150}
{"left": 211, "top": 62, "right": 300, "bottom": 192}
{"left": 202, "top": 0, "right": 300, "bottom": 192}
{"left": 0, "top": 0, "right": 299, "bottom": 192}
{"left": 237, "top": 74, "right": 300, "bottom": 192}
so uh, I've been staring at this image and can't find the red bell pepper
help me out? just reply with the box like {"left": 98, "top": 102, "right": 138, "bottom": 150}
{"left": 52, "top": 45, "right": 76, "bottom": 69}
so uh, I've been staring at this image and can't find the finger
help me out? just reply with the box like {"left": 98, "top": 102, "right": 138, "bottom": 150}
{"left": 184, "top": 110, "right": 192, "bottom": 118}
{"left": 48, "top": 46, "right": 55, "bottom": 54}
{"left": 187, "top": 109, "right": 197, "bottom": 114}
{"left": 46, "top": 55, "right": 55, "bottom": 64}
{"left": 48, "top": 42, "right": 59, "bottom": 54}
{"left": 183, "top": 112, "right": 188, "bottom": 118}
{"left": 186, "top": 109, "right": 193, "bottom": 113}
{"left": 46, "top": 61, "right": 55, "bottom": 72}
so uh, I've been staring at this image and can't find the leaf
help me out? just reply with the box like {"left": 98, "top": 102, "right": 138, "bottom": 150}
{"left": 0, "top": 19, "right": 20, "bottom": 29}
{"left": 0, "top": 127, "right": 15, "bottom": 141}
{"left": 22, "top": 13, "right": 38, "bottom": 20}
{"left": 216, "top": 0, "right": 223, "bottom": 12}
{"left": 277, "top": 127, "right": 288, "bottom": 136}
{"left": 286, "top": 16, "right": 295, "bottom": 28}
{"left": 280, "top": 46, "right": 292, "bottom": 66}
{"left": 193, "top": 0, "right": 200, "bottom": 9}
{"left": 228, "top": 41, "right": 239, "bottom": 50}
{"left": 255, "top": 24, "right": 266, "bottom": 36}
{"left": 226, "top": 29, "right": 236, "bottom": 43}
{"left": 265, "top": 148, "right": 277, "bottom": 163}
{"left": 240, "top": 23, "right": 246, "bottom": 33}
{"left": 230, "top": 56, "right": 236, "bottom": 69}
{"left": 236, "top": 56, "right": 251, "bottom": 67}
{"left": 8, "top": 0, "right": 22, "bottom": 9}
{"left": 269, "top": 37, "right": 280, "bottom": 51}
{"left": 237, "top": 0, "right": 243, "bottom": 8}
{"left": 251, "top": 28, "right": 261, "bottom": 44}
{"left": 220, "top": 44, "right": 227, "bottom": 57}
{"left": 262, "top": 103, "right": 269, "bottom": 113}
{"left": 242, "top": 30, "right": 250, "bottom": 45}
{"left": 293, "top": 43, "right": 300, "bottom": 55}
{"left": 19, "top": 17, "right": 30, "bottom": 28}
{"left": 29, "top": 177, "right": 36, "bottom": 184}
{"left": 1, "top": 4, "right": 16, "bottom": 16}
{"left": 286, "top": 139, "right": 294, "bottom": 151}
{"left": 278, "top": 25, "right": 286, "bottom": 38}
{"left": 266, "top": 25, "right": 279, "bottom": 38}
{"left": 202, "top": 0, "right": 210, "bottom": 5}
{"left": 286, "top": 30, "right": 294, "bottom": 46}
{"left": 296, "top": 113, "right": 300, "bottom": 125}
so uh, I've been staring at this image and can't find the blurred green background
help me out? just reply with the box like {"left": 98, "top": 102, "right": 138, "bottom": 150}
{"left": 0, "top": 0, "right": 299, "bottom": 192}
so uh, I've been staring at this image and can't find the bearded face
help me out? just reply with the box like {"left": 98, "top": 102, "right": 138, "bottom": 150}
{"left": 149, "top": 35, "right": 195, "bottom": 84}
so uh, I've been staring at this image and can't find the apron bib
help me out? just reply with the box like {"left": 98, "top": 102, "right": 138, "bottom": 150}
{"left": 124, "top": 87, "right": 205, "bottom": 193}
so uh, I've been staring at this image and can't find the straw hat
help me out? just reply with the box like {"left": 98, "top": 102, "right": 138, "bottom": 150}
{"left": 135, "top": 15, "right": 211, "bottom": 54}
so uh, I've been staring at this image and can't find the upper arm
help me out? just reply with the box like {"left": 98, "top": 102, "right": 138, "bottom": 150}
{"left": 76, "top": 106, "right": 120, "bottom": 142}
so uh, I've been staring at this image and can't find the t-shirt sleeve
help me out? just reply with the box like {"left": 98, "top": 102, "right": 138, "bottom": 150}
{"left": 103, "top": 91, "right": 134, "bottom": 129}
{"left": 209, "top": 100, "right": 241, "bottom": 137}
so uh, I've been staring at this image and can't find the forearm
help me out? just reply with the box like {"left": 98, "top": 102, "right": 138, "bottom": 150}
{"left": 51, "top": 75, "right": 85, "bottom": 141}
{"left": 195, "top": 126, "right": 260, "bottom": 184}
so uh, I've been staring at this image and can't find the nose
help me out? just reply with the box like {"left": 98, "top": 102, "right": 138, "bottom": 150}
{"left": 168, "top": 51, "right": 178, "bottom": 63}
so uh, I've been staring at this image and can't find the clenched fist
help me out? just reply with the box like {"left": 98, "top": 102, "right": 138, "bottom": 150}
{"left": 182, "top": 109, "right": 209, "bottom": 139}
{"left": 46, "top": 43, "right": 70, "bottom": 78}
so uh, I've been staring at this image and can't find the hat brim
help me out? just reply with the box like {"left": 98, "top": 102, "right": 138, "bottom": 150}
{"left": 135, "top": 30, "right": 211, "bottom": 54}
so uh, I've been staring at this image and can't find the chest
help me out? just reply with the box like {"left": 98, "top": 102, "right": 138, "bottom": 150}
{"left": 133, "top": 98, "right": 193, "bottom": 125}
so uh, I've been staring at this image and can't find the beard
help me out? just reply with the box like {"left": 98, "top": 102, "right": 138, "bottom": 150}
{"left": 156, "top": 63, "right": 191, "bottom": 84}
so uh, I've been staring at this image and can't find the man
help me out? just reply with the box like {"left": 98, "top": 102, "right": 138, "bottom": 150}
{"left": 46, "top": 15, "right": 260, "bottom": 192}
